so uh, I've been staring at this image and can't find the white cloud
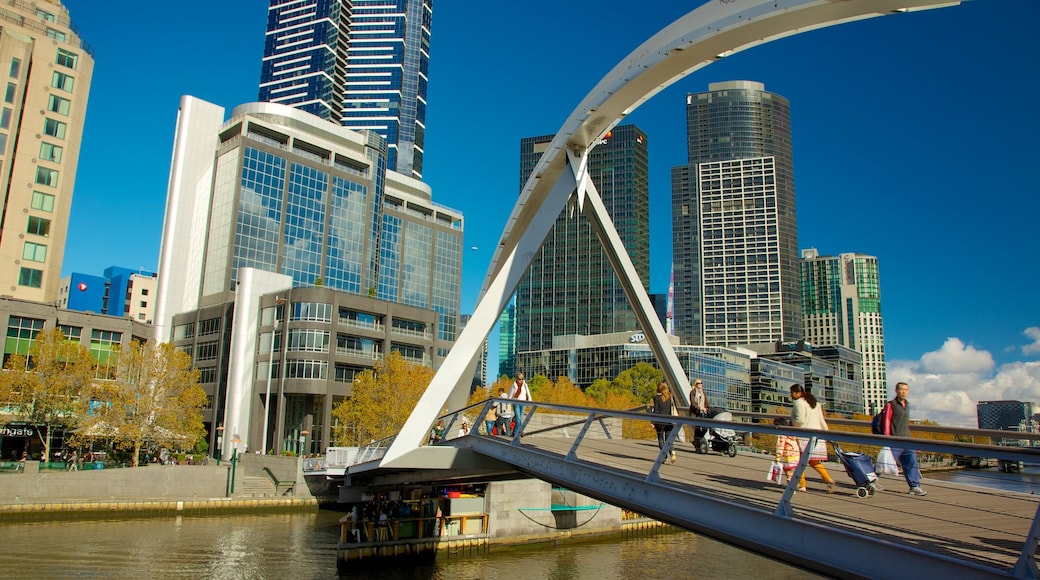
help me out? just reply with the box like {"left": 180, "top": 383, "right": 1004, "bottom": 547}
{"left": 887, "top": 339, "right": 1040, "bottom": 427}
{"left": 919, "top": 337, "right": 993, "bottom": 374}
{"left": 1022, "top": 327, "right": 1040, "bottom": 356}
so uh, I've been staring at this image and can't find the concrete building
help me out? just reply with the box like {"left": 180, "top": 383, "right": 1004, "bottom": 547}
{"left": 515, "top": 331, "right": 751, "bottom": 413}
{"left": 58, "top": 266, "right": 157, "bottom": 323}
{"left": 0, "top": 1, "right": 92, "bottom": 302}
{"left": 0, "top": 296, "right": 151, "bottom": 459}
{"left": 154, "top": 98, "right": 462, "bottom": 457}
{"left": 672, "top": 81, "right": 801, "bottom": 347}
{"left": 800, "top": 249, "right": 887, "bottom": 414}
{"left": 515, "top": 125, "right": 650, "bottom": 354}
{"left": 259, "top": 0, "right": 432, "bottom": 179}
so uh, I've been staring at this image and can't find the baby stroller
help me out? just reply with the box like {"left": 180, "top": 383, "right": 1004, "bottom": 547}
{"left": 833, "top": 444, "right": 882, "bottom": 498}
{"left": 693, "top": 406, "right": 738, "bottom": 457}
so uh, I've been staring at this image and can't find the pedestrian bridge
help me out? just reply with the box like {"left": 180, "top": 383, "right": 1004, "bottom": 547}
{"left": 318, "top": 401, "right": 1040, "bottom": 579}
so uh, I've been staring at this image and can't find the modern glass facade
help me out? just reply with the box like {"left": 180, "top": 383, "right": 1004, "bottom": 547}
{"left": 259, "top": 0, "right": 432, "bottom": 179}
{"left": 755, "top": 346, "right": 863, "bottom": 417}
{"left": 497, "top": 301, "right": 516, "bottom": 380}
{"left": 515, "top": 125, "right": 650, "bottom": 354}
{"left": 800, "top": 249, "right": 886, "bottom": 414}
{"left": 977, "top": 400, "right": 1035, "bottom": 446}
{"left": 672, "top": 81, "right": 801, "bottom": 347}
{"left": 750, "top": 357, "right": 802, "bottom": 415}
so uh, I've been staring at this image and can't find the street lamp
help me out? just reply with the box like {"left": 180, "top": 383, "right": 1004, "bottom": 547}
{"left": 261, "top": 297, "right": 286, "bottom": 455}
{"left": 229, "top": 433, "right": 242, "bottom": 495}
{"left": 215, "top": 425, "right": 224, "bottom": 464}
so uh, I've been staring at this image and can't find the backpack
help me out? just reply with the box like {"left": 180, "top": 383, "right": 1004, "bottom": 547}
{"left": 871, "top": 403, "right": 889, "bottom": 435}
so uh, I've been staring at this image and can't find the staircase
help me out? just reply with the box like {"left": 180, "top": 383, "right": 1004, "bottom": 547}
{"left": 236, "top": 475, "right": 276, "bottom": 498}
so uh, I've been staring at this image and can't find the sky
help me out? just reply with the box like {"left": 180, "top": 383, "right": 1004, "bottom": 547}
{"left": 59, "top": 1, "right": 1039, "bottom": 426}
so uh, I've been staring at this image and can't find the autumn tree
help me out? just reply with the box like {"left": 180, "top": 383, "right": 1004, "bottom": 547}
{"left": 78, "top": 341, "right": 205, "bottom": 466}
{"left": 533, "top": 376, "right": 590, "bottom": 413}
{"left": 332, "top": 351, "right": 434, "bottom": 446}
{"left": 585, "top": 378, "right": 613, "bottom": 405}
{"left": 526, "top": 374, "right": 551, "bottom": 399}
{"left": 0, "top": 327, "right": 96, "bottom": 461}
{"left": 612, "top": 362, "right": 662, "bottom": 403}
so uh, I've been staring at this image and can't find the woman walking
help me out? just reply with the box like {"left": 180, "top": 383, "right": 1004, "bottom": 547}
{"left": 652, "top": 381, "right": 677, "bottom": 464}
{"left": 790, "top": 384, "right": 836, "bottom": 493}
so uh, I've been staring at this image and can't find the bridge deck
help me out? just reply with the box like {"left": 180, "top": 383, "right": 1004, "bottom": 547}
{"left": 518, "top": 434, "right": 1038, "bottom": 572}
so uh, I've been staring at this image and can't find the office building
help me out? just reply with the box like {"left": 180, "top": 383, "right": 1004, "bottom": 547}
{"left": 747, "top": 341, "right": 863, "bottom": 417}
{"left": 497, "top": 301, "right": 516, "bottom": 380}
{"left": 672, "top": 81, "right": 801, "bottom": 347}
{"left": 516, "top": 331, "right": 751, "bottom": 413}
{"left": 0, "top": 1, "right": 92, "bottom": 301}
{"left": 515, "top": 125, "right": 650, "bottom": 354}
{"left": 259, "top": 0, "right": 432, "bottom": 179}
{"left": 155, "top": 97, "right": 462, "bottom": 456}
{"left": 58, "top": 266, "right": 157, "bottom": 323}
{"left": 800, "top": 249, "right": 887, "bottom": 414}
{"left": 460, "top": 313, "right": 488, "bottom": 389}
{"left": 977, "top": 400, "right": 1035, "bottom": 446}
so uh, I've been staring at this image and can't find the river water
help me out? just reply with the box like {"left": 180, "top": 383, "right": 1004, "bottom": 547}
{"left": 0, "top": 510, "right": 819, "bottom": 579}
{"left": 0, "top": 467, "right": 1032, "bottom": 579}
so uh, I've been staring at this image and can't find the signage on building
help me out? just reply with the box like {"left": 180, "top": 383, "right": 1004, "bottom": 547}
{"left": 1, "top": 424, "right": 35, "bottom": 438}
{"left": 629, "top": 332, "right": 646, "bottom": 343}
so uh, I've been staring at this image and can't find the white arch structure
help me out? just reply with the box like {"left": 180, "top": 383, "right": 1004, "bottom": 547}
{"left": 383, "top": 0, "right": 962, "bottom": 463}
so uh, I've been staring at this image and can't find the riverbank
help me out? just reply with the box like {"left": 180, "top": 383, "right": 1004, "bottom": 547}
{"left": 0, "top": 496, "right": 317, "bottom": 523}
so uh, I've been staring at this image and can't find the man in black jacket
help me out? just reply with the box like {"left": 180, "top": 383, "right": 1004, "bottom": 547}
{"left": 881, "top": 382, "right": 927, "bottom": 496}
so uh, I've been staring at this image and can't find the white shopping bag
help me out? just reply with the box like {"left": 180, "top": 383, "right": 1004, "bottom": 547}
{"left": 876, "top": 446, "right": 899, "bottom": 475}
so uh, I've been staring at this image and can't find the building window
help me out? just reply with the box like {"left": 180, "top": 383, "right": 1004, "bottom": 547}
{"left": 290, "top": 302, "right": 332, "bottom": 323}
{"left": 4, "top": 83, "right": 14, "bottom": 103}
{"left": 0, "top": 133, "right": 7, "bottom": 152}
{"left": 5, "top": 316, "right": 44, "bottom": 358}
{"left": 36, "top": 9, "right": 55, "bottom": 22}
{"left": 284, "top": 360, "right": 328, "bottom": 380}
{"left": 90, "top": 329, "right": 121, "bottom": 377}
{"left": 45, "top": 28, "right": 65, "bottom": 42}
{"left": 139, "top": 301, "right": 146, "bottom": 308}
{"left": 43, "top": 118, "right": 66, "bottom": 139}
{"left": 141, "top": 288, "right": 149, "bottom": 296}
{"left": 58, "top": 324, "right": 81, "bottom": 341}
{"left": 31, "top": 192, "right": 54, "bottom": 212}
{"left": 0, "top": 108, "right": 10, "bottom": 130}
{"left": 18, "top": 268, "right": 42, "bottom": 288}
{"left": 22, "top": 242, "right": 46, "bottom": 262}
{"left": 195, "top": 341, "right": 219, "bottom": 361}
{"left": 198, "top": 367, "right": 217, "bottom": 383}
{"left": 173, "top": 322, "right": 194, "bottom": 340}
{"left": 35, "top": 167, "right": 58, "bottom": 187}
{"left": 51, "top": 71, "right": 74, "bottom": 92}
{"left": 198, "top": 317, "right": 220, "bottom": 336}
{"left": 39, "top": 142, "right": 62, "bottom": 163}
{"left": 9, "top": 58, "right": 20, "bottom": 78}
{"left": 27, "top": 216, "right": 51, "bottom": 237}
{"left": 47, "top": 95, "right": 70, "bottom": 116}
{"left": 287, "top": 329, "right": 330, "bottom": 353}
{"left": 55, "top": 49, "right": 77, "bottom": 70}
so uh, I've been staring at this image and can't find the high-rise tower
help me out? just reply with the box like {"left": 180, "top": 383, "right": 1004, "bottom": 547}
{"left": 0, "top": 1, "right": 92, "bottom": 301}
{"left": 259, "top": 0, "right": 431, "bottom": 179}
{"left": 671, "top": 81, "right": 800, "bottom": 347}
{"left": 800, "top": 249, "right": 886, "bottom": 414}
{"left": 515, "top": 125, "right": 650, "bottom": 354}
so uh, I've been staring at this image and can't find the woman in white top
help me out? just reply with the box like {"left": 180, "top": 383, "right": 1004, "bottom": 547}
{"left": 789, "top": 384, "right": 836, "bottom": 493}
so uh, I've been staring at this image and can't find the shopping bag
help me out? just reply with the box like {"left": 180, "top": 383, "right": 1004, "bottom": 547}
{"left": 876, "top": 446, "right": 899, "bottom": 475}
{"left": 765, "top": 460, "right": 783, "bottom": 484}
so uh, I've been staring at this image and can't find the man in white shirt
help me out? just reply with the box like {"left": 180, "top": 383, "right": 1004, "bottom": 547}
{"left": 509, "top": 372, "right": 532, "bottom": 434}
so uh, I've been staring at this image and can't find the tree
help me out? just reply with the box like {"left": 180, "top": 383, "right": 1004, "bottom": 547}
{"left": 612, "top": 362, "right": 662, "bottom": 403}
{"left": 533, "top": 376, "right": 590, "bottom": 412}
{"left": 332, "top": 351, "right": 434, "bottom": 446}
{"left": 526, "top": 374, "right": 551, "bottom": 399}
{"left": 585, "top": 378, "right": 614, "bottom": 405}
{"left": 78, "top": 341, "right": 205, "bottom": 467}
{"left": 0, "top": 328, "right": 95, "bottom": 461}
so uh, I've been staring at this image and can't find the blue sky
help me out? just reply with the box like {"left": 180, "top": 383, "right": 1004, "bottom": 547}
{"left": 61, "top": 1, "right": 1038, "bottom": 425}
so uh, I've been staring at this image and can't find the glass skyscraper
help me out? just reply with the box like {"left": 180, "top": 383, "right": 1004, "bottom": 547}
{"left": 259, "top": 0, "right": 432, "bottom": 179}
{"left": 515, "top": 125, "right": 650, "bottom": 355}
{"left": 672, "top": 81, "right": 801, "bottom": 347}
{"left": 800, "top": 249, "right": 886, "bottom": 414}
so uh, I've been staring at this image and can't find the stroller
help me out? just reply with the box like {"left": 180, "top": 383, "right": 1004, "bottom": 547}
{"left": 693, "top": 406, "right": 738, "bottom": 457}
{"left": 833, "top": 444, "right": 882, "bottom": 498}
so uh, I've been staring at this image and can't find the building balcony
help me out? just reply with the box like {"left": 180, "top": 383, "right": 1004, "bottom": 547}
{"left": 336, "top": 347, "right": 383, "bottom": 361}
{"left": 390, "top": 326, "right": 431, "bottom": 340}
{"left": 339, "top": 317, "right": 385, "bottom": 333}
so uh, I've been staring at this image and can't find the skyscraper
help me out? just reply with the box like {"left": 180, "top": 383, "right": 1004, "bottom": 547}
{"left": 514, "top": 125, "right": 650, "bottom": 354}
{"left": 0, "top": 1, "right": 92, "bottom": 301}
{"left": 259, "top": 0, "right": 431, "bottom": 179}
{"left": 672, "top": 81, "right": 800, "bottom": 347}
{"left": 800, "top": 249, "right": 886, "bottom": 414}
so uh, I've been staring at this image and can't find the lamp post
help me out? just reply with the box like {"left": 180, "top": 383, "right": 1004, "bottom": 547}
{"left": 215, "top": 425, "right": 224, "bottom": 465}
{"left": 261, "top": 297, "right": 286, "bottom": 455}
{"left": 228, "top": 434, "right": 242, "bottom": 496}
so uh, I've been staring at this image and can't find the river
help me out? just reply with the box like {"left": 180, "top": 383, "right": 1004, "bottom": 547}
{"left": 0, "top": 510, "right": 820, "bottom": 579}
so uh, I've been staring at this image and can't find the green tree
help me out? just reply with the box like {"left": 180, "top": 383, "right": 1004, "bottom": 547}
{"left": 332, "top": 351, "right": 434, "bottom": 446}
{"left": 585, "top": 378, "right": 614, "bottom": 405}
{"left": 612, "top": 362, "right": 662, "bottom": 403}
{"left": 0, "top": 328, "right": 95, "bottom": 461}
{"left": 526, "top": 374, "right": 551, "bottom": 399}
{"left": 78, "top": 341, "right": 205, "bottom": 467}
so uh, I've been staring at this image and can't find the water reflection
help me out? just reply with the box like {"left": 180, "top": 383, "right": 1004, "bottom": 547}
{"left": 0, "top": 511, "right": 817, "bottom": 579}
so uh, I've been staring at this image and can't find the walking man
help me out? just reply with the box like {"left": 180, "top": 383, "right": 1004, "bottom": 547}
{"left": 881, "top": 382, "right": 927, "bottom": 496}
{"left": 509, "top": 373, "right": 532, "bottom": 434}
